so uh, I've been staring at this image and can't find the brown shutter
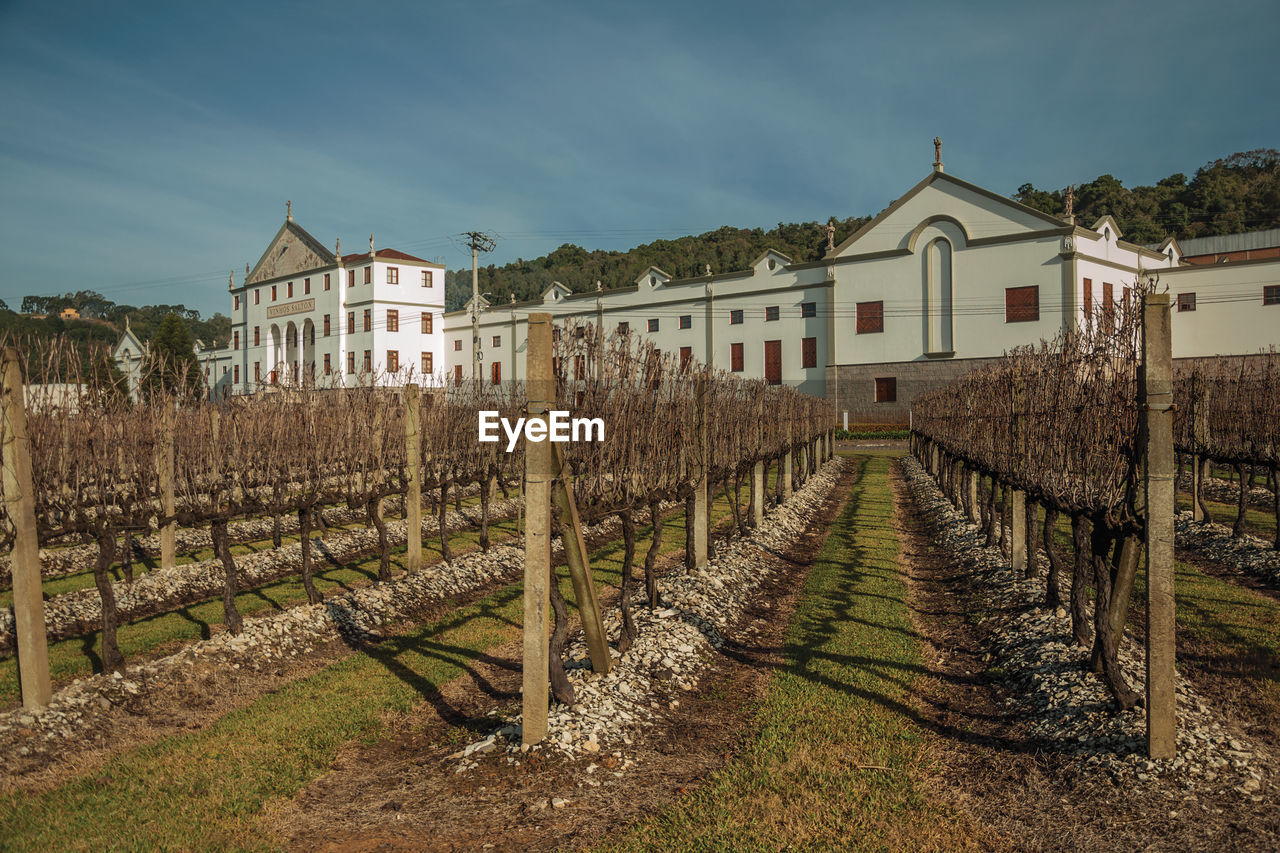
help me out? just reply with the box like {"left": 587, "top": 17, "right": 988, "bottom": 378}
{"left": 856, "top": 301, "right": 883, "bottom": 334}
{"left": 802, "top": 337, "right": 817, "bottom": 368}
{"left": 875, "top": 377, "right": 896, "bottom": 403}
{"left": 1005, "top": 286, "right": 1039, "bottom": 323}
{"left": 730, "top": 342, "right": 744, "bottom": 372}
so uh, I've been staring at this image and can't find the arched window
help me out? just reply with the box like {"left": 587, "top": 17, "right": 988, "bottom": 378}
{"left": 924, "top": 237, "right": 953, "bottom": 354}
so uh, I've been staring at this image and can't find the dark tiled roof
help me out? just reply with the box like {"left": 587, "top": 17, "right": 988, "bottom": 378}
{"left": 340, "top": 248, "right": 432, "bottom": 264}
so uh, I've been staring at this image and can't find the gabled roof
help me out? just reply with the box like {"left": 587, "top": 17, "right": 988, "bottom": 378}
{"left": 635, "top": 265, "right": 673, "bottom": 287}
{"left": 1091, "top": 215, "right": 1123, "bottom": 240}
{"left": 246, "top": 218, "right": 337, "bottom": 285}
{"left": 113, "top": 322, "right": 146, "bottom": 358}
{"left": 826, "top": 170, "right": 1069, "bottom": 259}
{"left": 340, "top": 248, "right": 435, "bottom": 265}
{"left": 542, "top": 281, "right": 572, "bottom": 303}
{"left": 750, "top": 249, "right": 793, "bottom": 268}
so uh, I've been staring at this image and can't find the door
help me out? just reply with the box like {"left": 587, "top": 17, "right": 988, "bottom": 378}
{"left": 764, "top": 340, "right": 782, "bottom": 385}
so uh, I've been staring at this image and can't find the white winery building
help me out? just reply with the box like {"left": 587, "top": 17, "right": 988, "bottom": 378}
{"left": 117, "top": 161, "right": 1280, "bottom": 420}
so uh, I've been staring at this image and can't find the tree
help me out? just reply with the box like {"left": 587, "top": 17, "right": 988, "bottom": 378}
{"left": 143, "top": 313, "right": 202, "bottom": 401}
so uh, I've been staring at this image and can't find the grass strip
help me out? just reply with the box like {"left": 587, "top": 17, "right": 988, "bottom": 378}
{"left": 604, "top": 455, "right": 980, "bottom": 852}
{"left": 0, "top": 484, "right": 755, "bottom": 851}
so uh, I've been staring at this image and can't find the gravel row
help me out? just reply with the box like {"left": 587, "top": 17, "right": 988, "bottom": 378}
{"left": 1175, "top": 513, "right": 1280, "bottom": 588}
{"left": 0, "top": 509, "right": 617, "bottom": 771}
{"left": 1175, "top": 469, "right": 1276, "bottom": 512}
{"left": 0, "top": 496, "right": 523, "bottom": 654}
{"left": 447, "top": 456, "right": 847, "bottom": 782}
{"left": 903, "top": 456, "right": 1268, "bottom": 800}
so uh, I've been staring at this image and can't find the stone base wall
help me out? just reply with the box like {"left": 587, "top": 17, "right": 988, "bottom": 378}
{"left": 825, "top": 357, "right": 1002, "bottom": 426}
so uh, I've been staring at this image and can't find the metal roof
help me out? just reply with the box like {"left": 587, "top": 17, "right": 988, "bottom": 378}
{"left": 1173, "top": 227, "right": 1280, "bottom": 256}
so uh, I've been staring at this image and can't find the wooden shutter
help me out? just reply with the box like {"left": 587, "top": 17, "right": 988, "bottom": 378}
{"left": 679, "top": 347, "right": 692, "bottom": 370}
{"left": 875, "top": 377, "right": 896, "bottom": 403}
{"left": 801, "top": 337, "right": 817, "bottom": 368}
{"left": 764, "top": 340, "right": 782, "bottom": 385}
{"left": 856, "top": 301, "right": 883, "bottom": 334}
{"left": 1005, "top": 286, "right": 1039, "bottom": 323}
{"left": 730, "top": 342, "right": 744, "bottom": 372}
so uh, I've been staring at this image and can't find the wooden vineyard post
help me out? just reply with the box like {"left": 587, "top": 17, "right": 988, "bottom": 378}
{"left": 1, "top": 347, "right": 52, "bottom": 709}
{"left": 522, "top": 313, "right": 553, "bottom": 746}
{"left": 1142, "top": 293, "right": 1176, "bottom": 759}
{"left": 405, "top": 383, "right": 422, "bottom": 572}
{"left": 551, "top": 443, "right": 610, "bottom": 674}
{"left": 966, "top": 467, "right": 979, "bottom": 523}
{"left": 159, "top": 404, "right": 176, "bottom": 570}
{"left": 1190, "top": 377, "right": 1205, "bottom": 522}
{"left": 782, "top": 428, "right": 793, "bottom": 501}
{"left": 751, "top": 461, "right": 765, "bottom": 527}
{"left": 1010, "top": 489, "right": 1027, "bottom": 575}
{"left": 693, "top": 373, "right": 709, "bottom": 569}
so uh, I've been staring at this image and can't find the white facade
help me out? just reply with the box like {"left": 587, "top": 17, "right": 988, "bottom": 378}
{"left": 117, "top": 170, "right": 1280, "bottom": 414}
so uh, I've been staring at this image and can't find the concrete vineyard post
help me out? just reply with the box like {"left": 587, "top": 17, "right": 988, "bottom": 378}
{"left": 1, "top": 348, "right": 52, "bottom": 709}
{"left": 782, "top": 428, "right": 793, "bottom": 501}
{"left": 693, "top": 374, "right": 709, "bottom": 569}
{"left": 523, "top": 313, "right": 553, "bottom": 746}
{"left": 967, "top": 467, "right": 979, "bottom": 523}
{"left": 550, "top": 442, "right": 610, "bottom": 675}
{"left": 1010, "top": 489, "right": 1027, "bottom": 575}
{"left": 1142, "top": 294, "right": 1177, "bottom": 759}
{"left": 159, "top": 404, "right": 176, "bottom": 570}
{"left": 405, "top": 384, "right": 422, "bottom": 572}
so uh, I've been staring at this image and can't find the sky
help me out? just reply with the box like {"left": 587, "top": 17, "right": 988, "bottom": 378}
{"left": 1, "top": 0, "right": 1277, "bottom": 320}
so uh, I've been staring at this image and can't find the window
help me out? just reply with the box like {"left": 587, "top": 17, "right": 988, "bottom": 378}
{"left": 347, "top": 352, "right": 355, "bottom": 373}
{"left": 254, "top": 362, "right": 261, "bottom": 381}
{"left": 648, "top": 318, "right": 659, "bottom": 332}
{"left": 454, "top": 364, "right": 463, "bottom": 384}
{"left": 617, "top": 321, "right": 629, "bottom": 335}
{"left": 680, "top": 346, "right": 692, "bottom": 370}
{"left": 1178, "top": 293, "right": 1196, "bottom": 312}
{"left": 765, "top": 306, "right": 779, "bottom": 321}
{"left": 323, "top": 354, "right": 331, "bottom": 375}
{"left": 323, "top": 314, "right": 331, "bottom": 336}
{"left": 421, "top": 312, "right": 433, "bottom": 334}
{"left": 856, "top": 301, "right": 883, "bottom": 334}
{"left": 233, "top": 365, "right": 239, "bottom": 383}
{"left": 271, "top": 285, "right": 277, "bottom": 301}
{"left": 234, "top": 295, "right": 240, "bottom": 310}
{"left": 1103, "top": 282, "right": 1115, "bottom": 323}
{"left": 386, "top": 309, "right": 399, "bottom": 332}
{"left": 1265, "top": 285, "right": 1280, "bottom": 306}
{"left": 453, "top": 339, "right": 462, "bottom": 351}
{"left": 324, "top": 273, "right": 331, "bottom": 291}
{"left": 347, "top": 312, "right": 355, "bottom": 334}
{"left": 253, "top": 326, "right": 260, "bottom": 346}
{"left": 304, "top": 277, "right": 311, "bottom": 295}
{"left": 492, "top": 335, "right": 501, "bottom": 347}
{"left": 678, "top": 315, "right": 692, "bottom": 329}
{"left": 363, "top": 350, "right": 372, "bottom": 372}
{"left": 421, "top": 352, "right": 433, "bottom": 374}
{"left": 1005, "top": 286, "right": 1039, "bottom": 323}
{"left": 387, "top": 350, "right": 399, "bottom": 372}
{"left": 363, "top": 266, "right": 372, "bottom": 284}
{"left": 287, "top": 281, "right": 293, "bottom": 298}
{"left": 801, "top": 337, "right": 817, "bottom": 368}
{"left": 387, "top": 267, "right": 399, "bottom": 284}
{"left": 363, "top": 309, "right": 371, "bottom": 332}
{"left": 348, "top": 269, "right": 355, "bottom": 288}
{"left": 492, "top": 361, "right": 501, "bottom": 385}
{"left": 421, "top": 270, "right": 433, "bottom": 287}
{"left": 730, "top": 309, "right": 743, "bottom": 325}
{"left": 1082, "top": 278, "right": 1093, "bottom": 319}
{"left": 233, "top": 331, "right": 240, "bottom": 350}
{"left": 255, "top": 289, "right": 261, "bottom": 305}
{"left": 574, "top": 354, "right": 585, "bottom": 378}
{"left": 875, "top": 377, "right": 897, "bottom": 403}
{"left": 801, "top": 301, "right": 816, "bottom": 318}
{"left": 730, "top": 342, "right": 744, "bottom": 372}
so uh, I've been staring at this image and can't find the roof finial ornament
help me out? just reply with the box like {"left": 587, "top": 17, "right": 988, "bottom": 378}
{"left": 369, "top": 233, "right": 375, "bottom": 257}
{"left": 1064, "top": 184, "right": 1075, "bottom": 223}
{"left": 704, "top": 263, "right": 712, "bottom": 277}
{"left": 245, "top": 261, "right": 250, "bottom": 276}
{"left": 228, "top": 270, "right": 234, "bottom": 291}
{"left": 933, "top": 136, "right": 943, "bottom": 172}
{"left": 595, "top": 279, "right": 602, "bottom": 292}
{"left": 286, "top": 200, "right": 292, "bottom": 222}
{"left": 510, "top": 292, "right": 516, "bottom": 304}
{"left": 825, "top": 219, "right": 836, "bottom": 252}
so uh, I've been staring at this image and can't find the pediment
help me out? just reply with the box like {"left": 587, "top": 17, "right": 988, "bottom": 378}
{"left": 828, "top": 171, "right": 1069, "bottom": 259}
{"left": 246, "top": 220, "right": 336, "bottom": 285}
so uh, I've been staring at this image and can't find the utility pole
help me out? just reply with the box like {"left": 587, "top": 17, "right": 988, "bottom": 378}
{"left": 463, "top": 231, "right": 497, "bottom": 383}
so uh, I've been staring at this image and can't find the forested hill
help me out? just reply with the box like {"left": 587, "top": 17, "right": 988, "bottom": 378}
{"left": 1, "top": 294, "right": 230, "bottom": 351}
{"left": 444, "top": 148, "right": 1280, "bottom": 312}
{"left": 444, "top": 216, "right": 871, "bottom": 312}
